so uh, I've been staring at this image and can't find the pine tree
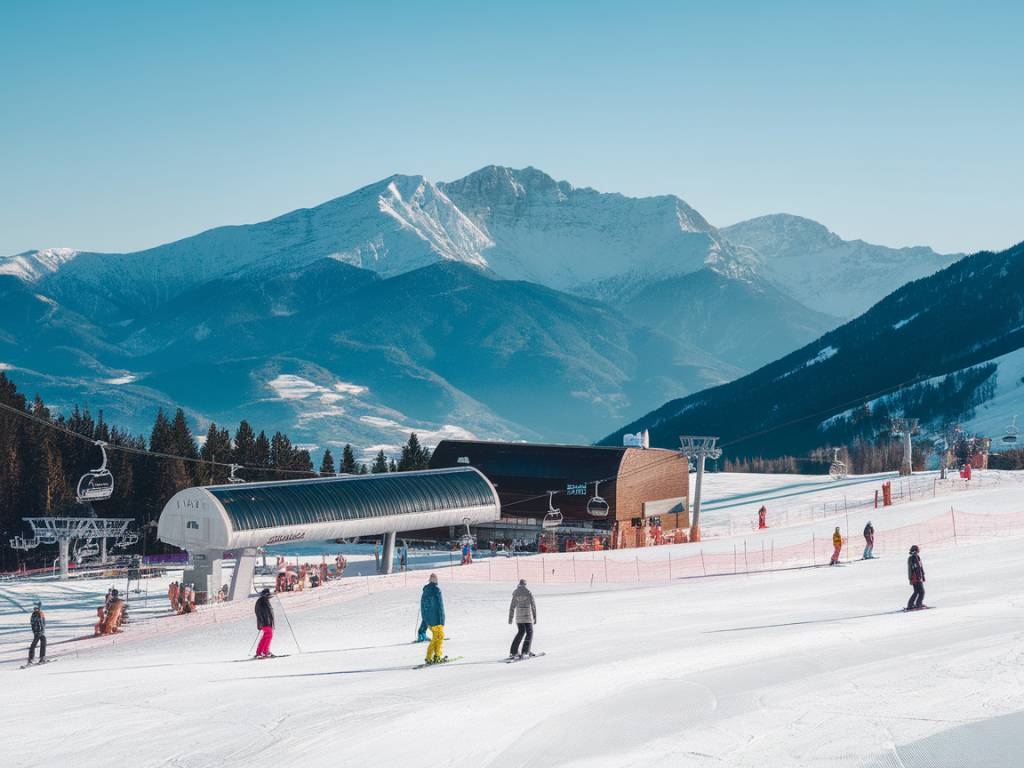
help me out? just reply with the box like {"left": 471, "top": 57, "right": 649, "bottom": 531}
{"left": 371, "top": 450, "right": 389, "bottom": 474}
{"left": 320, "top": 448, "right": 336, "bottom": 476}
{"left": 341, "top": 444, "right": 357, "bottom": 474}
{"left": 358, "top": 463, "right": 368, "bottom": 475}
{"left": 397, "top": 433, "right": 432, "bottom": 471}
{"left": 233, "top": 421, "right": 257, "bottom": 467}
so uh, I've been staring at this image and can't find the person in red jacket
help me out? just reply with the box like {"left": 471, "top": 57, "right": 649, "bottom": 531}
{"left": 907, "top": 545, "right": 926, "bottom": 610}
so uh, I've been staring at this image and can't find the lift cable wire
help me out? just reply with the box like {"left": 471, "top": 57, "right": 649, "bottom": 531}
{"left": 0, "top": 400, "right": 320, "bottom": 478}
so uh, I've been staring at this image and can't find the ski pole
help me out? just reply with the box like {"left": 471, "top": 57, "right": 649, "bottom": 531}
{"left": 247, "top": 632, "right": 261, "bottom": 657}
{"left": 274, "top": 594, "right": 302, "bottom": 653}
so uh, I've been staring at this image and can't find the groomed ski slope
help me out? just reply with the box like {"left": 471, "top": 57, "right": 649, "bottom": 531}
{"left": 3, "top": 473, "right": 1024, "bottom": 767}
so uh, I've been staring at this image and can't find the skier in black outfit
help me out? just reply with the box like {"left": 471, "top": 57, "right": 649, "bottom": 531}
{"left": 28, "top": 601, "right": 46, "bottom": 664}
{"left": 907, "top": 545, "right": 926, "bottom": 610}
{"left": 254, "top": 588, "right": 275, "bottom": 658}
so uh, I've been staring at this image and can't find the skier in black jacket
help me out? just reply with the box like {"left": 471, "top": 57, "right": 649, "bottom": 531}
{"left": 907, "top": 545, "right": 926, "bottom": 610}
{"left": 28, "top": 601, "right": 46, "bottom": 664}
{"left": 254, "top": 588, "right": 275, "bottom": 658}
{"left": 863, "top": 521, "right": 875, "bottom": 560}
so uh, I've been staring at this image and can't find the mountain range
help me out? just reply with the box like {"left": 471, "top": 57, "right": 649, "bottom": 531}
{"left": 0, "top": 166, "right": 963, "bottom": 456}
{"left": 603, "top": 240, "right": 1024, "bottom": 457}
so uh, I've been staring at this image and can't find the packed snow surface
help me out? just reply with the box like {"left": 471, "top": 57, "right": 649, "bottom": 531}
{"left": 3, "top": 471, "right": 1024, "bottom": 767}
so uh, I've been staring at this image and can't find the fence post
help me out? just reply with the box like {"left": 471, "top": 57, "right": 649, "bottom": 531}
{"left": 733, "top": 545, "right": 737, "bottom": 574}
{"left": 542, "top": 557, "right": 546, "bottom": 583}
{"left": 951, "top": 507, "right": 958, "bottom": 545}
{"left": 572, "top": 555, "right": 576, "bottom": 583}
{"left": 700, "top": 550, "right": 707, "bottom": 577}
{"left": 668, "top": 551, "right": 673, "bottom": 580}
{"left": 812, "top": 532, "right": 816, "bottom": 564}
{"left": 488, "top": 560, "right": 492, "bottom": 582}
{"left": 635, "top": 555, "right": 640, "bottom": 582}
{"left": 604, "top": 556, "right": 608, "bottom": 583}
{"left": 743, "top": 540, "right": 748, "bottom": 573}
{"left": 516, "top": 557, "right": 520, "bottom": 580}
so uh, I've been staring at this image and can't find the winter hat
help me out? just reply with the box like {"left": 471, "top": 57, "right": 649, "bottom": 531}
{"left": 518, "top": 579, "right": 527, "bottom": 587}
{"left": 110, "top": 589, "right": 118, "bottom": 597}
{"left": 428, "top": 573, "right": 438, "bottom": 584}
{"left": 909, "top": 545, "right": 919, "bottom": 554}
{"left": 260, "top": 588, "right": 271, "bottom": 596}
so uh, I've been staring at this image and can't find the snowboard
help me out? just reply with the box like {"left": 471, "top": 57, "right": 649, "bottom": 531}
{"left": 20, "top": 658, "right": 56, "bottom": 670}
{"left": 414, "top": 655, "right": 464, "bottom": 669}
{"left": 902, "top": 605, "right": 933, "bottom": 612}
{"left": 506, "top": 652, "right": 546, "bottom": 664}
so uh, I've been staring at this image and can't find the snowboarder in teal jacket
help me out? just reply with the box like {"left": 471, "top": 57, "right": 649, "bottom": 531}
{"left": 420, "top": 574, "right": 446, "bottom": 663}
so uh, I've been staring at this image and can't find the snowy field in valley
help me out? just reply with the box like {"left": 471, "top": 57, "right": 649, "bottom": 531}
{"left": 3, "top": 470, "right": 1024, "bottom": 767}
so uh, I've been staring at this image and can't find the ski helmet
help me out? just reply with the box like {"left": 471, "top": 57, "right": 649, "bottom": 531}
{"left": 428, "top": 573, "right": 438, "bottom": 584}
{"left": 260, "top": 588, "right": 271, "bottom": 596}
{"left": 909, "top": 545, "right": 919, "bottom": 554}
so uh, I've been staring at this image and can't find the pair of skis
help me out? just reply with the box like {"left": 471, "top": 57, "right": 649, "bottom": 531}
{"left": 414, "top": 652, "right": 547, "bottom": 670}
{"left": 19, "top": 659, "right": 56, "bottom": 670}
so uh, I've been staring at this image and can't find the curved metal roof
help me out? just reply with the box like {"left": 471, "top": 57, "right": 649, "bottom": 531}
{"left": 157, "top": 467, "right": 501, "bottom": 551}
{"left": 208, "top": 467, "right": 497, "bottom": 532}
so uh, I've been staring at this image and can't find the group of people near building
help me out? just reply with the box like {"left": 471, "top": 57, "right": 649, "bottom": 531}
{"left": 167, "top": 581, "right": 197, "bottom": 613}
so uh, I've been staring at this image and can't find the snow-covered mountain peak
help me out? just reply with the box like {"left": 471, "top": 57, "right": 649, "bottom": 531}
{"left": 0, "top": 248, "right": 81, "bottom": 282}
{"left": 722, "top": 214, "right": 962, "bottom": 318}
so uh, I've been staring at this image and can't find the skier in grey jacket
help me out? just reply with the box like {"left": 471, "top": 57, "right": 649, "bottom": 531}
{"left": 508, "top": 579, "right": 537, "bottom": 659}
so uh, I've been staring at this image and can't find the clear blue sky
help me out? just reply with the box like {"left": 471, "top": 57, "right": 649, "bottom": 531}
{"left": 1, "top": 1, "right": 1021, "bottom": 256}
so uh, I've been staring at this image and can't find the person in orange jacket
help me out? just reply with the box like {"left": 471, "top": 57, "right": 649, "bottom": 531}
{"left": 830, "top": 527, "right": 843, "bottom": 565}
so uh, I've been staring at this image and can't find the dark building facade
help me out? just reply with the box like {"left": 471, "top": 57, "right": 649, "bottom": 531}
{"left": 429, "top": 440, "right": 690, "bottom": 549}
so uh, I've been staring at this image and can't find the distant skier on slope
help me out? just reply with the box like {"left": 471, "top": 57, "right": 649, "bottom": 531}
{"left": 830, "top": 527, "right": 843, "bottom": 565}
{"left": 863, "top": 521, "right": 875, "bottom": 559}
{"left": 907, "top": 545, "right": 926, "bottom": 610}
{"left": 255, "top": 588, "right": 275, "bottom": 658}
{"left": 420, "top": 574, "right": 446, "bottom": 664}
{"left": 508, "top": 579, "right": 537, "bottom": 660}
{"left": 28, "top": 601, "right": 46, "bottom": 665}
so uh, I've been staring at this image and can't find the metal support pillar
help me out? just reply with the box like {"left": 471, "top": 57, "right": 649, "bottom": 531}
{"left": 679, "top": 436, "right": 722, "bottom": 544}
{"left": 228, "top": 548, "right": 258, "bottom": 601}
{"left": 58, "top": 537, "right": 70, "bottom": 580}
{"left": 100, "top": 537, "right": 108, "bottom": 564}
{"left": 183, "top": 550, "right": 223, "bottom": 600}
{"left": 382, "top": 531, "right": 397, "bottom": 575}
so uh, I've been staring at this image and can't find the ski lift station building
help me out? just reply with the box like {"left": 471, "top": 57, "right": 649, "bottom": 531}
{"left": 428, "top": 439, "right": 689, "bottom": 548}
{"left": 157, "top": 467, "right": 501, "bottom": 601}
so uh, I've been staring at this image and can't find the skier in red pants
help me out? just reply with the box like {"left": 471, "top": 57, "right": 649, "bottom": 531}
{"left": 830, "top": 527, "right": 843, "bottom": 565}
{"left": 254, "top": 588, "right": 275, "bottom": 658}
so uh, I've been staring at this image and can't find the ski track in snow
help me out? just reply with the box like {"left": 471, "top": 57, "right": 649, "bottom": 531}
{"left": 2, "top": 471, "right": 1024, "bottom": 767}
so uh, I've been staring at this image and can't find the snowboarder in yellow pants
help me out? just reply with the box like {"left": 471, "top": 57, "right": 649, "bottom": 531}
{"left": 420, "top": 574, "right": 447, "bottom": 663}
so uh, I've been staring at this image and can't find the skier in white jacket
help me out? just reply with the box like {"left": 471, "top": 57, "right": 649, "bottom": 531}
{"left": 508, "top": 579, "right": 537, "bottom": 659}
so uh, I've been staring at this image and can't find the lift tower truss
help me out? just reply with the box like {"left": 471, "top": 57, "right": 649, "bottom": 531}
{"left": 9, "top": 517, "right": 134, "bottom": 579}
{"left": 679, "top": 436, "right": 721, "bottom": 543}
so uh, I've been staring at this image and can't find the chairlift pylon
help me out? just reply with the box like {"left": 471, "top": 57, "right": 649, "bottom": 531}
{"left": 1003, "top": 415, "right": 1019, "bottom": 445}
{"left": 586, "top": 481, "right": 609, "bottom": 517}
{"left": 459, "top": 518, "right": 476, "bottom": 547}
{"left": 76, "top": 441, "right": 114, "bottom": 502}
{"left": 542, "top": 491, "right": 563, "bottom": 530}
